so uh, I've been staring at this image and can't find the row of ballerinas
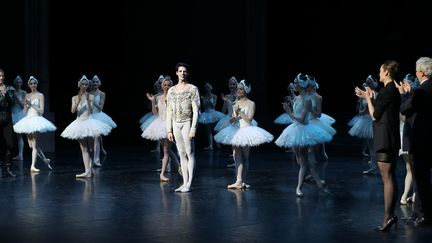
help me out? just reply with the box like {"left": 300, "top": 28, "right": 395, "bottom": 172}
{"left": 11, "top": 75, "right": 117, "bottom": 177}
{"left": 140, "top": 73, "right": 336, "bottom": 196}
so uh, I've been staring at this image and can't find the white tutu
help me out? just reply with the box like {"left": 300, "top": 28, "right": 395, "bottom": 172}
{"left": 274, "top": 113, "right": 292, "bottom": 125}
{"left": 198, "top": 109, "right": 225, "bottom": 124}
{"left": 92, "top": 111, "right": 117, "bottom": 128}
{"left": 275, "top": 122, "right": 333, "bottom": 148}
{"left": 139, "top": 112, "right": 153, "bottom": 124}
{"left": 11, "top": 106, "right": 26, "bottom": 125}
{"left": 13, "top": 115, "right": 57, "bottom": 134}
{"left": 61, "top": 118, "right": 112, "bottom": 140}
{"left": 140, "top": 115, "right": 157, "bottom": 131}
{"left": 348, "top": 114, "right": 373, "bottom": 139}
{"left": 141, "top": 117, "right": 167, "bottom": 141}
{"left": 308, "top": 118, "right": 337, "bottom": 137}
{"left": 214, "top": 125, "right": 239, "bottom": 145}
{"left": 319, "top": 113, "right": 336, "bottom": 125}
{"left": 347, "top": 115, "right": 361, "bottom": 127}
{"left": 215, "top": 124, "right": 273, "bottom": 147}
{"left": 214, "top": 115, "right": 258, "bottom": 132}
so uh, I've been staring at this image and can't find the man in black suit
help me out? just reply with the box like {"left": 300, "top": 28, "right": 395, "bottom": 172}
{"left": 401, "top": 57, "right": 432, "bottom": 226}
{"left": 0, "top": 68, "right": 17, "bottom": 178}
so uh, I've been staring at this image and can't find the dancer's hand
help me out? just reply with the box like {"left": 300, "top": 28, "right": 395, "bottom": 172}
{"left": 167, "top": 132, "right": 174, "bottom": 142}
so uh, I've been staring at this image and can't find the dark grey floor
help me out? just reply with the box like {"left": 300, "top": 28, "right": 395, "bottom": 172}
{"left": 1, "top": 142, "right": 431, "bottom": 243}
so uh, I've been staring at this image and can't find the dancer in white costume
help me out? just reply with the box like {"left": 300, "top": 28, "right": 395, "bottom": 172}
{"left": 215, "top": 80, "right": 273, "bottom": 189}
{"left": 306, "top": 76, "right": 336, "bottom": 162}
{"left": 11, "top": 75, "right": 27, "bottom": 161}
{"left": 90, "top": 75, "right": 117, "bottom": 166}
{"left": 349, "top": 75, "right": 378, "bottom": 174}
{"left": 274, "top": 82, "right": 295, "bottom": 126}
{"left": 275, "top": 73, "right": 331, "bottom": 197}
{"left": 61, "top": 75, "right": 112, "bottom": 178}
{"left": 142, "top": 76, "right": 180, "bottom": 181}
{"left": 199, "top": 82, "right": 224, "bottom": 150}
{"left": 166, "top": 63, "right": 200, "bottom": 193}
{"left": 141, "top": 75, "right": 164, "bottom": 153}
{"left": 13, "top": 76, "right": 56, "bottom": 172}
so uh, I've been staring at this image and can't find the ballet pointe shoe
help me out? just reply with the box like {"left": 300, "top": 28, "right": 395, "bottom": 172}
{"left": 296, "top": 187, "right": 304, "bottom": 197}
{"left": 227, "top": 181, "right": 243, "bottom": 189}
{"left": 76, "top": 171, "right": 92, "bottom": 178}
{"left": 180, "top": 185, "right": 191, "bottom": 192}
{"left": 93, "top": 159, "right": 102, "bottom": 167}
{"left": 175, "top": 185, "right": 185, "bottom": 192}
{"left": 44, "top": 158, "right": 53, "bottom": 170}
{"left": 160, "top": 174, "right": 169, "bottom": 182}
{"left": 30, "top": 166, "right": 40, "bottom": 173}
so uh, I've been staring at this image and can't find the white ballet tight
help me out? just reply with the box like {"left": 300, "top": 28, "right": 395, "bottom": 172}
{"left": 173, "top": 121, "right": 196, "bottom": 187}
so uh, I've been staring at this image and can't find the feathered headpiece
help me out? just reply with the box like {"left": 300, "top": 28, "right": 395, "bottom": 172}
{"left": 239, "top": 79, "right": 251, "bottom": 94}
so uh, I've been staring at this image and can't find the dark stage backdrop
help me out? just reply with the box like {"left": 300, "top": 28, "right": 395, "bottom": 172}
{"left": 2, "top": 0, "right": 431, "bottom": 148}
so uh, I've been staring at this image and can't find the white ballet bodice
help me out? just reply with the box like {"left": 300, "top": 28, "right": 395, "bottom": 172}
{"left": 293, "top": 95, "right": 313, "bottom": 123}
{"left": 77, "top": 98, "right": 91, "bottom": 120}
{"left": 238, "top": 106, "right": 250, "bottom": 128}
{"left": 27, "top": 98, "right": 41, "bottom": 117}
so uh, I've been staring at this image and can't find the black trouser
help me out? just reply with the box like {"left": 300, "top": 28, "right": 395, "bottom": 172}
{"left": 412, "top": 151, "right": 432, "bottom": 219}
{"left": 0, "top": 111, "right": 17, "bottom": 168}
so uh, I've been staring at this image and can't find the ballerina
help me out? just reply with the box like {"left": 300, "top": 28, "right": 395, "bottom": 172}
{"left": 13, "top": 76, "right": 56, "bottom": 172}
{"left": 215, "top": 80, "right": 273, "bottom": 189}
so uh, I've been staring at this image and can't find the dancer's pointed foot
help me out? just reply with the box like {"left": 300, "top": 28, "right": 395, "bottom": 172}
{"left": 76, "top": 171, "right": 92, "bottom": 178}
{"left": 180, "top": 185, "right": 191, "bottom": 192}
{"left": 160, "top": 174, "right": 169, "bottom": 182}
{"left": 13, "top": 155, "right": 23, "bottom": 161}
{"left": 227, "top": 181, "right": 243, "bottom": 189}
{"left": 174, "top": 185, "right": 185, "bottom": 192}
{"left": 30, "top": 166, "right": 40, "bottom": 173}
{"left": 93, "top": 159, "right": 102, "bottom": 167}
{"left": 296, "top": 187, "right": 304, "bottom": 197}
{"left": 44, "top": 158, "right": 53, "bottom": 170}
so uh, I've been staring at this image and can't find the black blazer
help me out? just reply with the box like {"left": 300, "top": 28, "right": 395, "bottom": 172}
{"left": 372, "top": 82, "right": 401, "bottom": 153}
{"left": 401, "top": 79, "right": 432, "bottom": 154}
{"left": 400, "top": 92, "right": 416, "bottom": 151}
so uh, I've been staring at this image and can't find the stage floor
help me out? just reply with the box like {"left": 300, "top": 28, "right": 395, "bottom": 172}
{"left": 1, "top": 143, "right": 431, "bottom": 243}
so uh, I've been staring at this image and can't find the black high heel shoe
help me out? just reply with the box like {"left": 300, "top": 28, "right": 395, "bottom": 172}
{"left": 374, "top": 216, "right": 398, "bottom": 232}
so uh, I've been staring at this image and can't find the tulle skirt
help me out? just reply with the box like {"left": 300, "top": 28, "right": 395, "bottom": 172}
{"left": 13, "top": 115, "right": 57, "bottom": 134}
{"left": 214, "top": 115, "right": 258, "bottom": 132}
{"left": 141, "top": 117, "right": 167, "bottom": 141}
{"left": 139, "top": 112, "right": 153, "bottom": 124}
{"left": 275, "top": 122, "right": 333, "bottom": 148}
{"left": 348, "top": 114, "right": 373, "bottom": 139}
{"left": 141, "top": 115, "right": 157, "bottom": 131}
{"left": 347, "top": 114, "right": 361, "bottom": 127}
{"left": 198, "top": 110, "right": 225, "bottom": 124}
{"left": 92, "top": 111, "right": 117, "bottom": 128}
{"left": 61, "top": 118, "right": 112, "bottom": 140}
{"left": 274, "top": 113, "right": 292, "bottom": 125}
{"left": 320, "top": 113, "right": 336, "bottom": 125}
{"left": 308, "top": 118, "right": 337, "bottom": 137}
{"left": 215, "top": 125, "right": 273, "bottom": 147}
